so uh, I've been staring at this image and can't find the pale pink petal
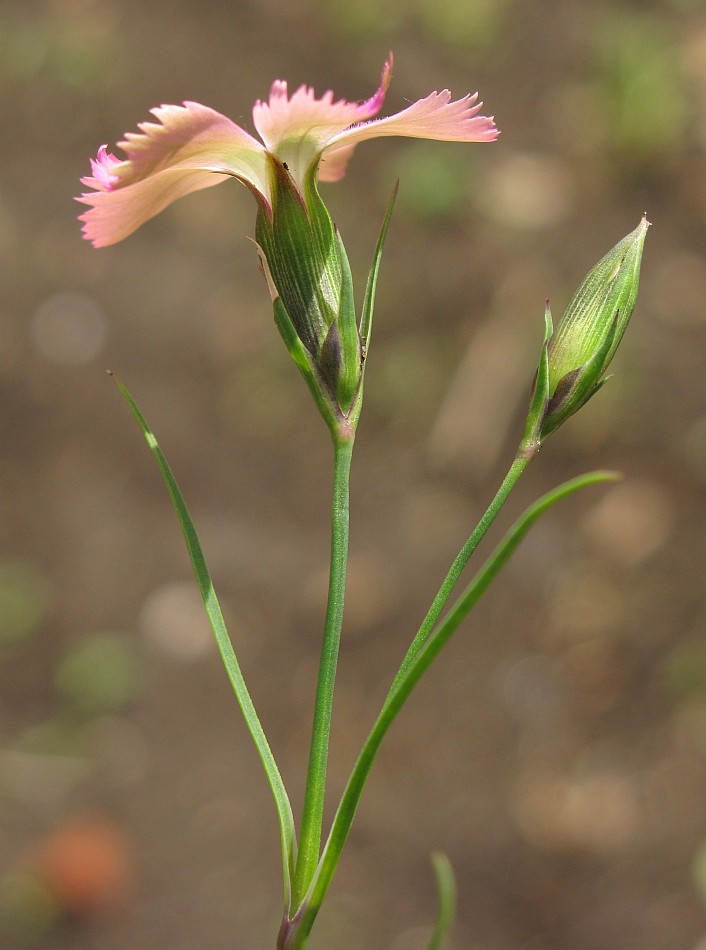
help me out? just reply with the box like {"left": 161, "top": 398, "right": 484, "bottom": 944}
{"left": 78, "top": 169, "right": 230, "bottom": 247}
{"left": 78, "top": 61, "right": 499, "bottom": 247}
{"left": 318, "top": 143, "right": 357, "bottom": 183}
{"left": 252, "top": 56, "right": 392, "bottom": 182}
{"left": 77, "top": 101, "right": 269, "bottom": 247}
{"left": 321, "top": 90, "right": 498, "bottom": 179}
{"left": 115, "top": 102, "right": 264, "bottom": 183}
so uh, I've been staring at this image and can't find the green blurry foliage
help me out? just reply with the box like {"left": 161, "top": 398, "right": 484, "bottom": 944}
{"left": 0, "top": 14, "right": 50, "bottom": 81}
{"left": 55, "top": 634, "right": 143, "bottom": 717}
{"left": 681, "top": 416, "right": 706, "bottom": 487}
{"left": 414, "top": 0, "right": 513, "bottom": 52}
{"left": 13, "top": 716, "right": 90, "bottom": 759}
{"left": 384, "top": 142, "right": 479, "bottom": 223}
{"left": 0, "top": 561, "right": 51, "bottom": 650}
{"left": 0, "top": 6, "right": 122, "bottom": 90}
{"left": 318, "top": 0, "right": 513, "bottom": 57}
{"left": 220, "top": 355, "right": 306, "bottom": 438}
{"left": 317, "top": 0, "right": 405, "bottom": 39}
{"left": 664, "top": 637, "right": 706, "bottom": 702}
{"left": 693, "top": 840, "right": 706, "bottom": 906}
{"left": 373, "top": 335, "right": 452, "bottom": 429}
{"left": 2, "top": 632, "right": 142, "bottom": 805}
{"left": 52, "top": 25, "right": 115, "bottom": 89}
{"left": 0, "top": 871, "right": 62, "bottom": 944}
{"left": 590, "top": 10, "right": 689, "bottom": 167}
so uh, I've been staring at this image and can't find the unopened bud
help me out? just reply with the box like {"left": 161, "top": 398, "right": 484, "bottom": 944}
{"left": 540, "top": 216, "right": 649, "bottom": 438}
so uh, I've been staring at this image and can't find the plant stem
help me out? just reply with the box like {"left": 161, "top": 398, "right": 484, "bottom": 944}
{"left": 286, "top": 469, "right": 617, "bottom": 946}
{"left": 386, "top": 451, "right": 530, "bottom": 703}
{"left": 291, "top": 434, "right": 354, "bottom": 910}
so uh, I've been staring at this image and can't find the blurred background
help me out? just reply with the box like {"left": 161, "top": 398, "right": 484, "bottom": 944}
{"left": 1, "top": 0, "right": 706, "bottom": 947}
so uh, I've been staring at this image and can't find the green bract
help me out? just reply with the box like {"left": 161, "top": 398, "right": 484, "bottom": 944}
{"left": 539, "top": 216, "right": 649, "bottom": 439}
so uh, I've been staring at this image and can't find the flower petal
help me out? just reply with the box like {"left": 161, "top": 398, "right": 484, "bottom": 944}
{"left": 81, "top": 145, "right": 122, "bottom": 191}
{"left": 317, "top": 143, "right": 357, "bottom": 183}
{"left": 252, "top": 56, "right": 392, "bottom": 183}
{"left": 320, "top": 90, "right": 498, "bottom": 180}
{"left": 77, "top": 101, "right": 269, "bottom": 247}
{"left": 78, "top": 169, "right": 230, "bottom": 247}
{"left": 115, "top": 102, "right": 266, "bottom": 184}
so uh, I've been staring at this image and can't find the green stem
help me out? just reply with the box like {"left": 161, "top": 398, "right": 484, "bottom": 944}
{"left": 386, "top": 451, "right": 530, "bottom": 704}
{"left": 286, "top": 470, "right": 617, "bottom": 946}
{"left": 291, "top": 434, "right": 354, "bottom": 910}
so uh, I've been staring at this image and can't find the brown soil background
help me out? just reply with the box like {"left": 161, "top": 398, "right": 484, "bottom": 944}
{"left": 2, "top": 0, "right": 706, "bottom": 948}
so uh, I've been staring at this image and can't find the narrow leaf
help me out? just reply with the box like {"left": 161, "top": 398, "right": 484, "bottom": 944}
{"left": 360, "top": 181, "right": 399, "bottom": 349}
{"left": 112, "top": 375, "right": 297, "bottom": 904}
{"left": 302, "top": 470, "right": 620, "bottom": 928}
{"left": 427, "top": 852, "right": 456, "bottom": 950}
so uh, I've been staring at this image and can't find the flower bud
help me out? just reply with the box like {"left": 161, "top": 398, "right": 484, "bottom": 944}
{"left": 539, "top": 216, "right": 649, "bottom": 438}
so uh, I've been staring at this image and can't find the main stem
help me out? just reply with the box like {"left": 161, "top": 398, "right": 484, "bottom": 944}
{"left": 291, "top": 434, "right": 354, "bottom": 911}
{"left": 282, "top": 449, "right": 532, "bottom": 948}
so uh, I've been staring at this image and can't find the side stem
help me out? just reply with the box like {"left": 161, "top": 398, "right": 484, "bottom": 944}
{"left": 291, "top": 434, "right": 354, "bottom": 910}
{"left": 288, "top": 470, "right": 615, "bottom": 946}
{"left": 386, "top": 451, "right": 531, "bottom": 702}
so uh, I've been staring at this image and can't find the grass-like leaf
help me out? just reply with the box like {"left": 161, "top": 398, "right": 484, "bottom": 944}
{"left": 113, "top": 375, "right": 297, "bottom": 904}
{"left": 359, "top": 181, "right": 399, "bottom": 349}
{"left": 296, "top": 469, "right": 619, "bottom": 939}
{"left": 428, "top": 852, "right": 456, "bottom": 950}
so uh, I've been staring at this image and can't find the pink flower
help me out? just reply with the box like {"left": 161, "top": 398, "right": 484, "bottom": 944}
{"left": 77, "top": 55, "right": 498, "bottom": 247}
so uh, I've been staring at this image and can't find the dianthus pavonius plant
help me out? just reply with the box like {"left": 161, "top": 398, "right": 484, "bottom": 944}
{"left": 78, "top": 54, "right": 648, "bottom": 950}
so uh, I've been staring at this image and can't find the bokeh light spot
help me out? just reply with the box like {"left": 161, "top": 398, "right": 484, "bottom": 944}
{"left": 30, "top": 291, "right": 108, "bottom": 365}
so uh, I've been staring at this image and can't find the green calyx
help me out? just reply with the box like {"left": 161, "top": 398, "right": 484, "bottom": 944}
{"left": 256, "top": 158, "right": 398, "bottom": 437}
{"left": 527, "top": 216, "right": 649, "bottom": 442}
{"left": 256, "top": 155, "right": 343, "bottom": 356}
{"left": 256, "top": 155, "right": 362, "bottom": 418}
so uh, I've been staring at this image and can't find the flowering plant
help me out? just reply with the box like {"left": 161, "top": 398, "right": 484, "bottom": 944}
{"left": 78, "top": 54, "right": 496, "bottom": 434}
{"left": 78, "top": 58, "right": 647, "bottom": 950}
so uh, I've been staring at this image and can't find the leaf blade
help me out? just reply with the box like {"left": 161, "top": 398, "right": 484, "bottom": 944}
{"left": 427, "top": 852, "right": 456, "bottom": 950}
{"left": 113, "top": 375, "right": 297, "bottom": 904}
